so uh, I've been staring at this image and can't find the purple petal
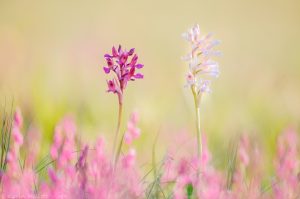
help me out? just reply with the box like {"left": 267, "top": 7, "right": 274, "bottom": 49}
{"left": 128, "top": 55, "right": 136, "bottom": 66}
{"left": 104, "top": 54, "right": 112, "bottom": 58}
{"left": 112, "top": 46, "right": 118, "bottom": 57}
{"left": 135, "top": 64, "right": 144, "bottom": 69}
{"left": 103, "top": 67, "right": 110, "bottom": 74}
{"left": 129, "top": 66, "right": 135, "bottom": 76}
{"left": 132, "top": 54, "right": 138, "bottom": 62}
{"left": 128, "top": 48, "right": 135, "bottom": 55}
{"left": 134, "top": 73, "right": 144, "bottom": 79}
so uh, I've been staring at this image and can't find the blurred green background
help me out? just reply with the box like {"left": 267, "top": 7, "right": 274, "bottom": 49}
{"left": 0, "top": 0, "right": 300, "bottom": 168}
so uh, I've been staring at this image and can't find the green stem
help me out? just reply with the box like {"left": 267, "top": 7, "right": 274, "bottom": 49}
{"left": 114, "top": 131, "right": 124, "bottom": 167}
{"left": 112, "top": 101, "right": 122, "bottom": 162}
{"left": 191, "top": 86, "right": 202, "bottom": 160}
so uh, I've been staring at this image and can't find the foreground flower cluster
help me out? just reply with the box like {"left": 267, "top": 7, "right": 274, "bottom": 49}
{"left": 1, "top": 110, "right": 142, "bottom": 198}
{"left": 0, "top": 109, "right": 300, "bottom": 199}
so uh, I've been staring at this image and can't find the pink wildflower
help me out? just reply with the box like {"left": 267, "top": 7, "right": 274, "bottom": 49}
{"left": 273, "top": 129, "right": 300, "bottom": 198}
{"left": 12, "top": 127, "right": 23, "bottom": 146}
{"left": 122, "top": 149, "right": 136, "bottom": 169}
{"left": 231, "top": 134, "right": 263, "bottom": 198}
{"left": 124, "top": 112, "right": 141, "bottom": 145}
{"left": 50, "top": 116, "right": 77, "bottom": 169}
{"left": 103, "top": 45, "right": 144, "bottom": 104}
{"left": 75, "top": 145, "right": 89, "bottom": 190}
{"left": 13, "top": 108, "right": 23, "bottom": 128}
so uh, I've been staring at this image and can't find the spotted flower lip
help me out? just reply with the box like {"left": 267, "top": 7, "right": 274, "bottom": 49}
{"left": 103, "top": 45, "right": 144, "bottom": 102}
{"left": 106, "top": 79, "right": 120, "bottom": 94}
{"left": 182, "top": 24, "right": 220, "bottom": 94}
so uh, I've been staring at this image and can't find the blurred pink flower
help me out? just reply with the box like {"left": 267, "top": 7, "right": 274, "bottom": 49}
{"left": 12, "top": 127, "right": 23, "bottom": 146}
{"left": 273, "top": 129, "right": 300, "bottom": 198}
{"left": 122, "top": 149, "right": 136, "bottom": 169}
{"left": 13, "top": 108, "right": 23, "bottom": 128}
{"left": 124, "top": 112, "right": 141, "bottom": 145}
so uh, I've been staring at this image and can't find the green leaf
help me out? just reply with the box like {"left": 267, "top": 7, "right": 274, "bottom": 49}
{"left": 186, "top": 183, "right": 194, "bottom": 199}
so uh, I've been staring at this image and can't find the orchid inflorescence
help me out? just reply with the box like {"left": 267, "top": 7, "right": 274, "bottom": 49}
{"left": 103, "top": 45, "right": 144, "bottom": 105}
{"left": 182, "top": 24, "right": 220, "bottom": 98}
{"left": 103, "top": 45, "right": 144, "bottom": 165}
{"left": 182, "top": 24, "right": 221, "bottom": 160}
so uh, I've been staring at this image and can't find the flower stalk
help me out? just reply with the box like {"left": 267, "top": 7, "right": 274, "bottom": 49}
{"left": 191, "top": 85, "right": 202, "bottom": 158}
{"left": 103, "top": 45, "right": 144, "bottom": 166}
{"left": 112, "top": 100, "right": 122, "bottom": 159}
{"left": 182, "top": 24, "right": 220, "bottom": 160}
